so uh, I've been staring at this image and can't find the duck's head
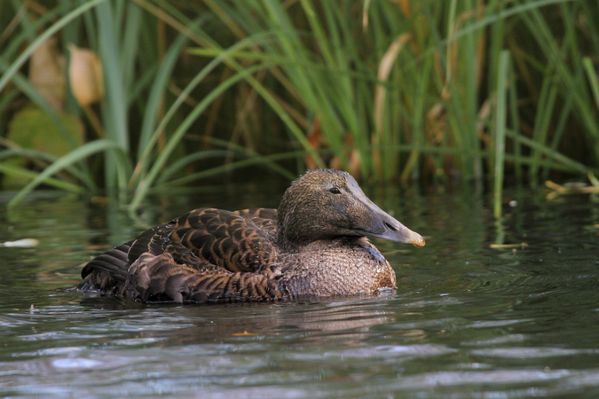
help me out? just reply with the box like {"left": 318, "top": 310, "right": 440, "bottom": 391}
{"left": 277, "top": 169, "right": 425, "bottom": 247}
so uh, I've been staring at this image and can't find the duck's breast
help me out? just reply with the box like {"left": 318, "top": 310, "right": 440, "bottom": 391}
{"left": 278, "top": 238, "right": 396, "bottom": 299}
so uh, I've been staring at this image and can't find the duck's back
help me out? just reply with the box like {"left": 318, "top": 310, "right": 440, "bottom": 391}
{"left": 164, "top": 207, "right": 279, "bottom": 272}
{"left": 80, "top": 208, "right": 282, "bottom": 302}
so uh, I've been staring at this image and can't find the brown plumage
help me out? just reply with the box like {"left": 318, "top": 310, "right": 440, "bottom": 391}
{"left": 80, "top": 169, "right": 425, "bottom": 304}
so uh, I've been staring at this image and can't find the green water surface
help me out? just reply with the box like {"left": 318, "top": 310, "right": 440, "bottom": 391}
{"left": 1, "top": 180, "right": 598, "bottom": 398}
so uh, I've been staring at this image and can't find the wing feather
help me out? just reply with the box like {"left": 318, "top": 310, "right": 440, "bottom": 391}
{"left": 81, "top": 207, "right": 280, "bottom": 300}
{"left": 124, "top": 252, "right": 284, "bottom": 303}
{"left": 169, "top": 208, "right": 278, "bottom": 272}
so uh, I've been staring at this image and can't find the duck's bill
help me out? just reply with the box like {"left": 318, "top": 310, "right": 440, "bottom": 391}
{"left": 345, "top": 174, "right": 426, "bottom": 247}
{"left": 356, "top": 203, "right": 426, "bottom": 248}
{"left": 354, "top": 202, "right": 425, "bottom": 247}
{"left": 366, "top": 222, "right": 426, "bottom": 247}
{"left": 370, "top": 208, "right": 426, "bottom": 248}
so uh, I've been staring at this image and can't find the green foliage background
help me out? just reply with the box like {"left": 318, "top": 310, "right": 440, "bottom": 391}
{"left": 0, "top": 0, "right": 598, "bottom": 212}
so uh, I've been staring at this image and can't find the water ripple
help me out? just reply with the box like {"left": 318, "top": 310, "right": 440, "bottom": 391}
{"left": 2, "top": 189, "right": 599, "bottom": 398}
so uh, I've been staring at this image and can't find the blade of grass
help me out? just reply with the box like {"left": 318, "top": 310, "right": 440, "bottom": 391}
{"left": 96, "top": 1, "right": 131, "bottom": 193}
{"left": 583, "top": 57, "right": 599, "bottom": 110}
{"left": 130, "top": 63, "right": 270, "bottom": 210}
{"left": 130, "top": 30, "right": 276, "bottom": 186}
{"left": 121, "top": 2, "right": 142, "bottom": 89}
{"left": 506, "top": 129, "right": 590, "bottom": 174}
{"left": 204, "top": 137, "right": 297, "bottom": 180}
{"left": 493, "top": 51, "right": 509, "bottom": 218}
{"left": 137, "top": 32, "right": 189, "bottom": 161}
{"left": 157, "top": 151, "right": 302, "bottom": 189}
{"left": 0, "top": 146, "right": 94, "bottom": 189}
{"left": 156, "top": 150, "right": 230, "bottom": 184}
{"left": 508, "top": 60, "right": 522, "bottom": 181}
{"left": 8, "top": 139, "right": 126, "bottom": 208}
{"left": 0, "top": 162, "right": 84, "bottom": 193}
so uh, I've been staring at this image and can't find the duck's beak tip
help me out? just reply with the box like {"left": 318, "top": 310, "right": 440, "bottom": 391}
{"left": 410, "top": 235, "right": 426, "bottom": 248}
{"left": 396, "top": 223, "right": 425, "bottom": 248}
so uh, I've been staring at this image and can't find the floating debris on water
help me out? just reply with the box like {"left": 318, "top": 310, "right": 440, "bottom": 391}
{"left": 546, "top": 176, "right": 599, "bottom": 200}
{"left": 231, "top": 330, "right": 257, "bottom": 337}
{"left": 489, "top": 242, "right": 528, "bottom": 250}
{"left": 0, "top": 238, "right": 39, "bottom": 248}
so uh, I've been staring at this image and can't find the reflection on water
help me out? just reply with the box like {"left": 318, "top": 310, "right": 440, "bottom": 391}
{"left": 1, "top": 182, "right": 599, "bottom": 398}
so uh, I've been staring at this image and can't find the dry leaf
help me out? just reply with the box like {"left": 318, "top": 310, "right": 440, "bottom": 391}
{"left": 398, "top": 0, "right": 411, "bottom": 17}
{"left": 231, "top": 330, "right": 256, "bottom": 337}
{"left": 305, "top": 117, "right": 322, "bottom": 170}
{"left": 372, "top": 33, "right": 411, "bottom": 175}
{"left": 68, "top": 44, "right": 104, "bottom": 106}
{"left": 373, "top": 33, "right": 411, "bottom": 135}
{"left": 28, "top": 37, "right": 65, "bottom": 111}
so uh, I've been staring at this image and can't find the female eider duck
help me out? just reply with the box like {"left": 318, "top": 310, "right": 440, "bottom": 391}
{"left": 80, "top": 169, "right": 425, "bottom": 303}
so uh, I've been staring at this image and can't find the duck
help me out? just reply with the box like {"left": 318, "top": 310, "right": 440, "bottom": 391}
{"left": 79, "top": 169, "right": 425, "bottom": 304}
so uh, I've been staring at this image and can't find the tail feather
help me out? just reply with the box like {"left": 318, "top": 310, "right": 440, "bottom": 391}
{"left": 79, "top": 242, "right": 132, "bottom": 293}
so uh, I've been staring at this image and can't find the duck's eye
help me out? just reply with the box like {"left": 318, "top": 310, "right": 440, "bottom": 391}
{"left": 329, "top": 186, "right": 341, "bottom": 194}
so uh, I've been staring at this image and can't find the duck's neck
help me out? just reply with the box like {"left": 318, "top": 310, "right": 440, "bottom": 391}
{"left": 276, "top": 229, "right": 364, "bottom": 251}
{"left": 276, "top": 229, "right": 307, "bottom": 250}
{"left": 276, "top": 216, "right": 319, "bottom": 249}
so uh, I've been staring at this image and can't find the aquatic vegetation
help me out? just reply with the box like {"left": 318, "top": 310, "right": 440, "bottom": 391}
{"left": 0, "top": 0, "right": 597, "bottom": 210}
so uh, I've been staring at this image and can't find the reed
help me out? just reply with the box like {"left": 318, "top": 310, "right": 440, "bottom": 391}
{"left": 187, "top": 0, "right": 599, "bottom": 185}
{"left": 0, "top": 0, "right": 597, "bottom": 210}
{"left": 493, "top": 50, "right": 509, "bottom": 218}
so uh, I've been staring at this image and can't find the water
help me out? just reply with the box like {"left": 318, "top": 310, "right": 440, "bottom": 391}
{"left": 1, "top": 180, "right": 598, "bottom": 398}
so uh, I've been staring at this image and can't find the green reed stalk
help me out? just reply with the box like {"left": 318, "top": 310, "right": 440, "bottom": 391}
{"left": 130, "top": 63, "right": 271, "bottom": 209}
{"left": 493, "top": 51, "right": 509, "bottom": 218}
{"left": 2, "top": 0, "right": 598, "bottom": 208}
{"left": 96, "top": 2, "right": 131, "bottom": 194}
{"left": 7, "top": 140, "right": 127, "bottom": 208}
{"left": 583, "top": 58, "right": 599, "bottom": 110}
